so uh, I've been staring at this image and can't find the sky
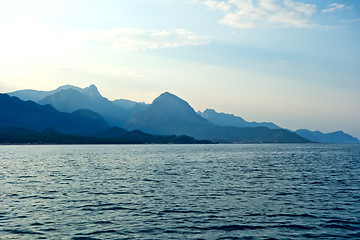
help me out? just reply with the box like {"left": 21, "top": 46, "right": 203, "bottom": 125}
{"left": 0, "top": 0, "right": 359, "bottom": 138}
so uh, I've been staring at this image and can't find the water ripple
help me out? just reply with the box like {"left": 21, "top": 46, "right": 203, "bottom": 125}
{"left": 1, "top": 144, "right": 359, "bottom": 239}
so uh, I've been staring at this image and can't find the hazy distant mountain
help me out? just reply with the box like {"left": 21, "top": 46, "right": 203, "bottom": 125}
{"left": 7, "top": 84, "right": 357, "bottom": 143}
{"left": 295, "top": 129, "right": 360, "bottom": 144}
{"left": 8, "top": 84, "right": 82, "bottom": 102}
{"left": 38, "top": 86, "right": 131, "bottom": 126}
{"left": 126, "top": 92, "right": 310, "bottom": 143}
{"left": 9, "top": 84, "right": 147, "bottom": 127}
{"left": 113, "top": 99, "right": 147, "bottom": 109}
{"left": 0, "top": 94, "right": 109, "bottom": 135}
{"left": 113, "top": 99, "right": 149, "bottom": 116}
{"left": 125, "top": 92, "right": 212, "bottom": 136}
{"left": 198, "top": 109, "right": 281, "bottom": 129}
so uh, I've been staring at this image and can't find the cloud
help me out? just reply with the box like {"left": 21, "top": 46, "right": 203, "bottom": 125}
{"left": 76, "top": 28, "right": 210, "bottom": 51}
{"left": 322, "top": 3, "right": 347, "bottom": 13}
{"left": 196, "top": 0, "right": 231, "bottom": 11}
{"left": 195, "top": 0, "right": 317, "bottom": 28}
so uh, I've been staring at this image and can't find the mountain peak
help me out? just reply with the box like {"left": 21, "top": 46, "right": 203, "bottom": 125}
{"left": 155, "top": 91, "right": 179, "bottom": 101}
{"left": 88, "top": 84, "right": 98, "bottom": 90}
{"left": 83, "top": 84, "right": 101, "bottom": 98}
{"left": 125, "top": 91, "right": 210, "bottom": 135}
{"left": 84, "top": 84, "right": 98, "bottom": 91}
{"left": 152, "top": 92, "right": 192, "bottom": 110}
{"left": 55, "top": 84, "right": 82, "bottom": 92}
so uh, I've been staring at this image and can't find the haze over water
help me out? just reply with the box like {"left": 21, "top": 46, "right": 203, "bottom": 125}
{"left": 1, "top": 144, "right": 360, "bottom": 239}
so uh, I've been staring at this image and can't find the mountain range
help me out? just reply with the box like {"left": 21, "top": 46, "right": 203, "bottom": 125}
{"left": 5, "top": 84, "right": 359, "bottom": 144}
{"left": 198, "top": 108, "right": 281, "bottom": 129}
{"left": 295, "top": 129, "right": 359, "bottom": 144}
{"left": 0, "top": 93, "right": 109, "bottom": 135}
{"left": 9, "top": 84, "right": 147, "bottom": 127}
{"left": 125, "top": 92, "right": 307, "bottom": 143}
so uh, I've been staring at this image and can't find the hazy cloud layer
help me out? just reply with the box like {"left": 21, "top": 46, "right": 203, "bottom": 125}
{"left": 194, "top": 0, "right": 231, "bottom": 11}
{"left": 222, "top": 0, "right": 316, "bottom": 28}
{"left": 194, "top": 0, "right": 351, "bottom": 28}
{"left": 77, "top": 28, "right": 210, "bottom": 51}
{"left": 322, "top": 3, "right": 348, "bottom": 13}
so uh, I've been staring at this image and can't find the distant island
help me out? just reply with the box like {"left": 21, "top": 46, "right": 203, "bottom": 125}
{"left": 1, "top": 84, "right": 358, "bottom": 144}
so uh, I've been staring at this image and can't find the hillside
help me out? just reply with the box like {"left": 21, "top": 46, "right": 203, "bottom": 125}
{"left": 0, "top": 94, "right": 109, "bottom": 135}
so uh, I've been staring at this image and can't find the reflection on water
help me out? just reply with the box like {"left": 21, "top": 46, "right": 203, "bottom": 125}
{"left": 1, "top": 144, "right": 360, "bottom": 239}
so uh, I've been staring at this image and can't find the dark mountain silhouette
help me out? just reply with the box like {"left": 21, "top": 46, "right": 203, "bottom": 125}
{"left": 96, "top": 126, "right": 129, "bottom": 138}
{"left": 9, "top": 84, "right": 147, "bottom": 127}
{"left": 0, "top": 94, "right": 109, "bottom": 135}
{"left": 295, "top": 129, "right": 360, "bottom": 144}
{"left": 0, "top": 127, "right": 114, "bottom": 144}
{"left": 95, "top": 127, "right": 211, "bottom": 144}
{"left": 0, "top": 126, "right": 211, "bottom": 144}
{"left": 198, "top": 108, "right": 281, "bottom": 129}
{"left": 125, "top": 92, "right": 212, "bottom": 135}
{"left": 0, "top": 93, "right": 211, "bottom": 144}
{"left": 7, "top": 84, "right": 358, "bottom": 143}
{"left": 125, "top": 92, "right": 310, "bottom": 143}
{"left": 193, "top": 125, "right": 309, "bottom": 143}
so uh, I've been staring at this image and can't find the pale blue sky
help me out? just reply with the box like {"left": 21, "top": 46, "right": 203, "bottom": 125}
{"left": 0, "top": 0, "right": 359, "bottom": 138}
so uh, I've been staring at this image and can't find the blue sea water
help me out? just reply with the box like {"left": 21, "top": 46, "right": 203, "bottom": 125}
{"left": 0, "top": 144, "right": 359, "bottom": 239}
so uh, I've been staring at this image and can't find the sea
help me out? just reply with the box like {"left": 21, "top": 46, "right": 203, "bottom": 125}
{"left": 1, "top": 144, "right": 359, "bottom": 240}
